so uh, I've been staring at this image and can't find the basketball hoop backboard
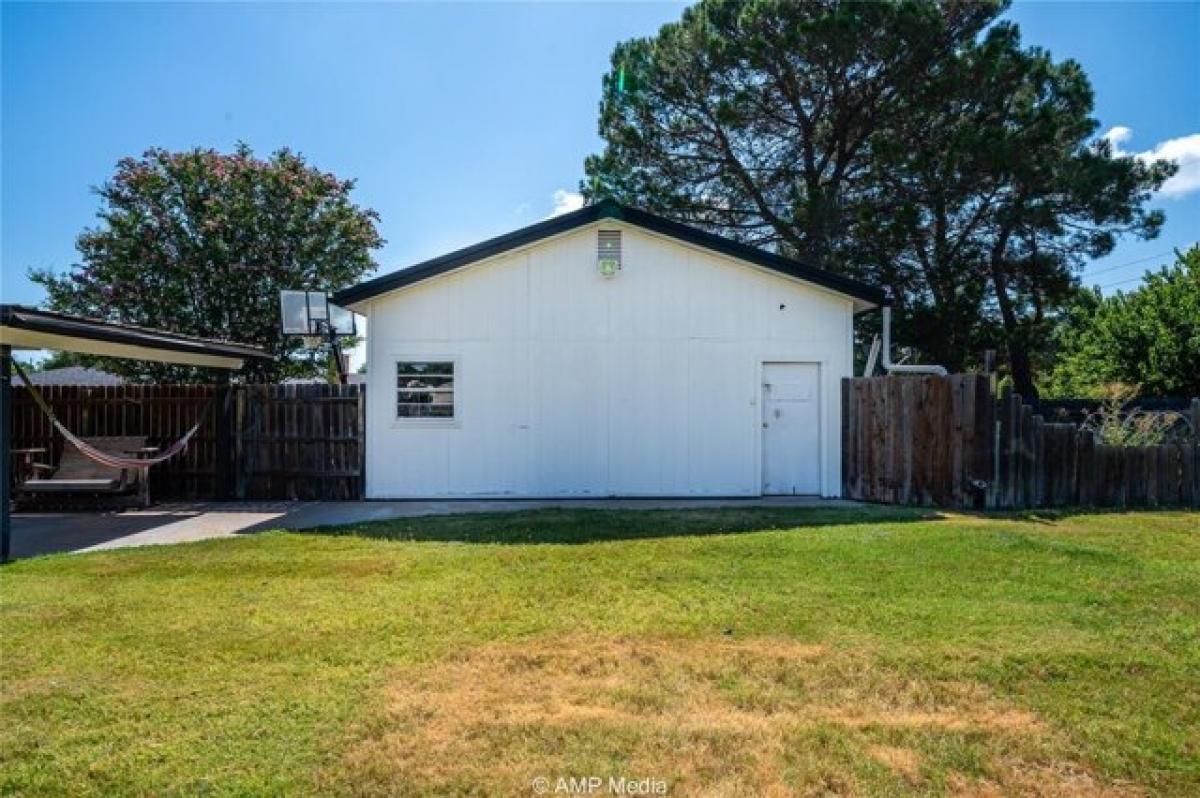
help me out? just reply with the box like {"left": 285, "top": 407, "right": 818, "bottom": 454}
{"left": 279, "top": 290, "right": 356, "bottom": 337}
{"left": 280, "top": 290, "right": 311, "bottom": 335}
{"left": 328, "top": 302, "right": 355, "bottom": 336}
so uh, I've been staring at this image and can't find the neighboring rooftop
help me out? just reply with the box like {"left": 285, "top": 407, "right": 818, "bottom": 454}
{"left": 23, "top": 366, "right": 124, "bottom": 386}
{"left": 282, "top": 374, "right": 366, "bottom": 386}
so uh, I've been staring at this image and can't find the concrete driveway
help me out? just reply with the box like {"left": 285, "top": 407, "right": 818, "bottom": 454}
{"left": 8, "top": 496, "right": 858, "bottom": 559}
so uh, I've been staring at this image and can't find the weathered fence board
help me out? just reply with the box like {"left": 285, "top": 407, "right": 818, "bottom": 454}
{"left": 236, "top": 384, "right": 365, "bottom": 500}
{"left": 843, "top": 375, "right": 1199, "bottom": 510}
{"left": 11, "top": 383, "right": 364, "bottom": 501}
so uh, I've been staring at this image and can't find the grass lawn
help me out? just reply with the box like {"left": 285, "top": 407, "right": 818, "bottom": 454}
{"left": 2, "top": 506, "right": 1198, "bottom": 796}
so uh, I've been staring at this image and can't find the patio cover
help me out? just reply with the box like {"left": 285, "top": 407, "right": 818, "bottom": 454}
{"left": 0, "top": 305, "right": 267, "bottom": 369}
{"left": 1, "top": 304, "right": 273, "bottom": 562}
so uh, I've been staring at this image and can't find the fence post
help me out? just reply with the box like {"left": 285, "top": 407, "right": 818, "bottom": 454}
{"left": 358, "top": 384, "right": 367, "bottom": 499}
{"left": 1, "top": 345, "right": 12, "bottom": 563}
{"left": 234, "top": 386, "right": 246, "bottom": 500}
{"left": 841, "top": 378, "right": 850, "bottom": 498}
{"left": 214, "top": 375, "right": 234, "bottom": 501}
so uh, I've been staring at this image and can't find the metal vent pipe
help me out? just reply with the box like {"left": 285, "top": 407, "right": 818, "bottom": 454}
{"left": 881, "top": 305, "right": 948, "bottom": 376}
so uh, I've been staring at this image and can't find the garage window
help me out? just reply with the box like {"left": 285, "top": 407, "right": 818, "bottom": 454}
{"left": 397, "top": 361, "right": 455, "bottom": 419}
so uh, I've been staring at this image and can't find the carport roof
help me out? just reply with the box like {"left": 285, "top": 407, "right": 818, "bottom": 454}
{"left": 333, "top": 199, "right": 888, "bottom": 310}
{"left": 0, "top": 305, "right": 271, "bottom": 370}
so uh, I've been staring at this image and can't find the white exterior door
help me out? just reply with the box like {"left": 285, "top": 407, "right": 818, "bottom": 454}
{"left": 761, "top": 362, "right": 821, "bottom": 495}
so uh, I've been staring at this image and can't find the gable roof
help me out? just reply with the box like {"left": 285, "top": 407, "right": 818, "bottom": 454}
{"left": 333, "top": 199, "right": 887, "bottom": 310}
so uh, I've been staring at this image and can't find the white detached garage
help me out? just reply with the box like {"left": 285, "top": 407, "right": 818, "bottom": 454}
{"left": 334, "top": 200, "right": 885, "bottom": 499}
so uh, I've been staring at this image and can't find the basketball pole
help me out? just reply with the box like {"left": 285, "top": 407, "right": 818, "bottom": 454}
{"left": 329, "top": 330, "right": 347, "bottom": 386}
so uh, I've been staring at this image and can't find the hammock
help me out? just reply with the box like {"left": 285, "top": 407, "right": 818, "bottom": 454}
{"left": 12, "top": 361, "right": 215, "bottom": 470}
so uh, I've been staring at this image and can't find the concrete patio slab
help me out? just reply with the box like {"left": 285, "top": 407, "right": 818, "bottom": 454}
{"left": 9, "top": 496, "right": 861, "bottom": 558}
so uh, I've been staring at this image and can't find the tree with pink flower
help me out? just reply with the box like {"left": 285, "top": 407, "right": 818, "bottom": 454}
{"left": 31, "top": 143, "right": 384, "bottom": 382}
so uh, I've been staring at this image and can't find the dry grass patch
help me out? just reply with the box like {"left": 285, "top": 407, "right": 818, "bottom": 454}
{"left": 328, "top": 636, "right": 1140, "bottom": 796}
{"left": 946, "top": 763, "right": 1142, "bottom": 798}
{"left": 868, "top": 744, "right": 923, "bottom": 783}
{"left": 8, "top": 511, "right": 1195, "bottom": 795}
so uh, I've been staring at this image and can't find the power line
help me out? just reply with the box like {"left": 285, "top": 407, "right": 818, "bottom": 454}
{"left": 1085, "top": 250, "right": 1174, "bottom": 279}
{"left": 1094, "top": 274, "right": 1149, "bottom": 291}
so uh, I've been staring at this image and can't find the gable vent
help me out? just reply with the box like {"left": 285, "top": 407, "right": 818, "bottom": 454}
{"left": 597, "top": 230, "right": 622, "bottom": 277}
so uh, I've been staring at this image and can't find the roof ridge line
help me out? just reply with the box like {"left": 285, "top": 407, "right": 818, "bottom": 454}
{"left": 333, "top": 202, "right": 886, "bottom": 308}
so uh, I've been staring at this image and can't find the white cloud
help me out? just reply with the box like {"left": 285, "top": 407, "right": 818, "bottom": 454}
{"left": 1141, "top": 133, "right": 1200, "bottom": 198}
{"left": 1101, "top": 126, "right": 1200, "bottom": 199}
{"left": 1102, "top": 125, "right": 1133, "bottom": 154}
{"left": 549, "top": 189, "right": 584, "bottom": 217}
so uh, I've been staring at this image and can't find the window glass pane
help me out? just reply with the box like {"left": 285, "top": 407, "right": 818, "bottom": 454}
{"left": 397, "top": 393, "right": 454, "bottom": 404}
{"left": 397, "top": 362, "right": 453, "bottom": 376}
{"left": 397, "top": 403, "right": 455, "bottom": 418}
{"left": 397, "top": 361, "right": 455, "bottom": 419}
{"left": 397, "top": 375, "right": 453, "bottom": 390}
{"left": 397, "top": 403, "right": 423, "bottom": 417}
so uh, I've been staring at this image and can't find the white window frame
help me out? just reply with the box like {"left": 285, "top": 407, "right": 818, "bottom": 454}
{"left": 392, "top": 356, "right": 460, "bottom": 428}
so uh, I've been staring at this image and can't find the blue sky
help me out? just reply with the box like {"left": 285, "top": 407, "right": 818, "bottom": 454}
{"left": 3, "top": 1, "right": 1198, "bottom": 317}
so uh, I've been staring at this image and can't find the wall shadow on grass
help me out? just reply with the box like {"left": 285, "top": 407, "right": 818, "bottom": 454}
{"left": 295, "top": 505, "right": 941, "bottom": 546}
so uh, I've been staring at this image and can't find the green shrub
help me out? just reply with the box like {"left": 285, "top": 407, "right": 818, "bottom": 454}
{"left": 1081, "top": 383, "right": 1192, "bottom": 446}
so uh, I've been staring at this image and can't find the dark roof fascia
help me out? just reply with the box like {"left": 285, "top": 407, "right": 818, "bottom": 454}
{"left": 614, "top": 205, "right": 888, "bottom": 306}
{"left": 333, "top": 200, "right": 888, "bottom": 308}
{"left": 0, "top": 305, "right": 272, "bottom": 361}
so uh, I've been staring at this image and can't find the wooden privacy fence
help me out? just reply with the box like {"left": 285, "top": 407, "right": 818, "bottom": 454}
{"left": 843, "top": 375, "right": 1200, "bottom": 510}
{"left": 235, "top": 385, "right": 364, "bottom": 500}
{"left": 11, "top": 384, "right": 364, "bottom": 501}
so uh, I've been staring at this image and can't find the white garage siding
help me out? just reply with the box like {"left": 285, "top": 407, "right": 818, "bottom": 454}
{"left": 363, "top": 223, "right": 855, "bottom": 498}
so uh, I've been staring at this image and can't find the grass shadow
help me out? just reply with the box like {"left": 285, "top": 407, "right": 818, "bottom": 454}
{"left": 295, "top": 504, "right": 942, "bottom": 546}
{"left": 955, "top": 506, "right": 1200, "bottom": 526}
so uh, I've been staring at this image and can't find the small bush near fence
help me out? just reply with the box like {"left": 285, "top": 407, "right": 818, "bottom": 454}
{"left": 11, "top": 384, "right": 364, "bottom": 501}
{"left": 843, "top": 375, "right": 1200, "bottom": 510}
{"left": 1078, "top": 384, "right": 1196, "bottom": 447}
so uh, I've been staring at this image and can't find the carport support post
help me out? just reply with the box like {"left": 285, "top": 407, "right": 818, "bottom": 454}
{"left": 1, "top": 345, "right": 12, "bottom": 563}
{"left": 214, "top": 373, "right": 234, "bottom": 501}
